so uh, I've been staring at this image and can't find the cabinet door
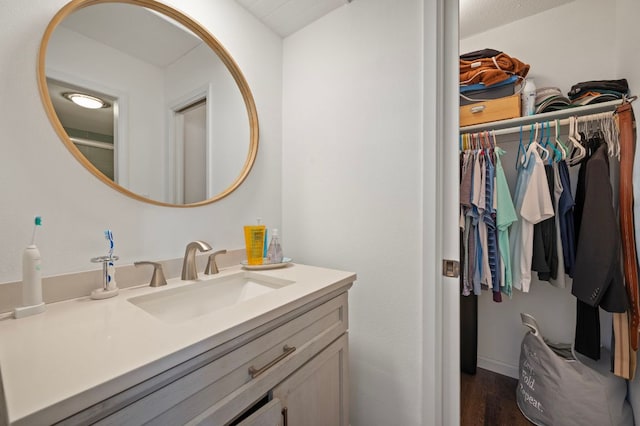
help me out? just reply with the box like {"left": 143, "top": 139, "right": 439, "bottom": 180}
{"left": 272, "top": 333, "right": 348, "bottom": 426}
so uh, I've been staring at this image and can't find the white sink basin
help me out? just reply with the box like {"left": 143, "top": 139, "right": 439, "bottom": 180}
{"left": 128, "top": 271, "right": 295, "bottom": 323}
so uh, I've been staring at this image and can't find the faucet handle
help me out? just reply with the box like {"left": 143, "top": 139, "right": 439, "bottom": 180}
{"left": 134, "top": 261, "right": 167, "bottom": 287}
{"left": 205, "top": 249, "right": 228, "bottom": 275}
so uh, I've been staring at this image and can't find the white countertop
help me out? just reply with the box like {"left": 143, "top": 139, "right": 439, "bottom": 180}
{"left": 0, "top": 263, "right": 355, "bottom": 425}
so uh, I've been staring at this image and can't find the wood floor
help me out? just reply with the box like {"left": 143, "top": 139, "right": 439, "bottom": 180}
{"left": 461, "top": 368, "right": 533, "bottom": 426}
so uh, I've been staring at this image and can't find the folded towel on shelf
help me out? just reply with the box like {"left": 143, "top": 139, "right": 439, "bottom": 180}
{"left": 460, "top": 52, "right": 530, "bottom": 88}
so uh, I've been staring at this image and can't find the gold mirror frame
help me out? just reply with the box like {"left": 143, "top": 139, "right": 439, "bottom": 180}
{"left": 37, "top": 0, "right": 259, "bottom": 207}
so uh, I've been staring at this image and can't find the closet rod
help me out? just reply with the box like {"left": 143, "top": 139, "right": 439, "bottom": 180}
{"left": 468, "top": 113, "right": 612, "bottom": 137}
{"left": 460, "top": 99, "right": 622, "bottom": 136}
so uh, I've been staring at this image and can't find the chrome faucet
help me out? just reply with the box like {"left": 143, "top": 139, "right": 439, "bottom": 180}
{"left": 181, "top": 240, "right": 212, "bottom": 280}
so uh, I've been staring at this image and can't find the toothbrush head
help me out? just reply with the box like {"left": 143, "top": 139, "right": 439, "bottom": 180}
{"left": 104, "top": 229, "right": 114, "bottom": 253}
{"left": 34, "top": 216, "right": 42, "bottom": 226}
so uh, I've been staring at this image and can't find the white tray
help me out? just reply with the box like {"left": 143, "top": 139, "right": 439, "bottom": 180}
{"left": 241, "top": 257, "right": 292, "bottom": 270}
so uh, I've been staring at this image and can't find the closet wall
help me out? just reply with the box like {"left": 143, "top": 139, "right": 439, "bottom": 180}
{"left": 460, "top": 0, "right": 640, "bottom": 378}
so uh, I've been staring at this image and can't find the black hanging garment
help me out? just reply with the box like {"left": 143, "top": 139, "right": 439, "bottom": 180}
{"left": 459, "top": 153, "right": 478, "bottom": 374}
{"left": 460, "top": 231, "right": 478, "bottom": 374}
{"left": 532, "top": 164, "right": 559, "bottom": 281}
{"left": 573, "top": 143, "right": 629, "bottom": 360}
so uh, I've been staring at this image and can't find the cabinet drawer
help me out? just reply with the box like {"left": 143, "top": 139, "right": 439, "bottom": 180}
{"left": 460, "top": 93, "right": 521, "bottom": 126}
{"left": 232, "top": 398, "right": 282, "bottom": 426}
{"left": 97, "top": 293, "right": 348, "bottom": 425}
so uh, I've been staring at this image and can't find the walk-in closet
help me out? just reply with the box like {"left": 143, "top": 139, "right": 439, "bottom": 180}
{"left": 457, "top": 0, "right": 640, "bottom": 424}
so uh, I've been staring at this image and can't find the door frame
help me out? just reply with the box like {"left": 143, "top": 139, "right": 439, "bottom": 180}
{"left": 421, "top": 0, "right": 459, "bottom": 424}
{"left": 46, "top": 69, "right": 128, "bottom": 186}
{"left": 167, "top": 84, "right": 214, "bottom": 204}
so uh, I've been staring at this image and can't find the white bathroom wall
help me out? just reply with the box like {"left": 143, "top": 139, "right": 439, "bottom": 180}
{"left": 282, "top": 0, "right": 426, "bottom": 424}
{"left": 164, "top": 43, "right": 249, "bottom": 198}
{"left": 47, "top": 26, "right": 166, "bottom": 201}
{"left": 0, "top": 0, "right": 282, "bottom": 281}
{"left": 460, "top": 0, "right": 630, "bottom": 376}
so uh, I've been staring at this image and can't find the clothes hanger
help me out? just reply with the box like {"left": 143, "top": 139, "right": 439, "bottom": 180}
{"left": 484, "top": 131, "right": 493, "bottom": 150}
{"left": 541, "top": 121, "right": 562, "bottom": 163}
{"left": 554, "top": 119, "right": 568, "bottom": 160}
{"left": 516, "top": 125, "right": 526, "bottom": 169}
{"left": 483, "top": 131, "right": 496, "bottom": 164}
{"left": 493, "top": 130, "right": 506, "bottom": 157}
{"left": 531, "top": 122, "right": 550, "bottom": 162}
{"left": 600, "top": 113, "right": 619, "bottom": 158}
{"left": 568, "top": 116, "right": 586, "bottom": 165}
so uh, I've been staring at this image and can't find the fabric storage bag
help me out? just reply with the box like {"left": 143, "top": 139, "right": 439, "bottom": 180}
{"left": 516, "top": 313, "right": 634, "bottom": 426}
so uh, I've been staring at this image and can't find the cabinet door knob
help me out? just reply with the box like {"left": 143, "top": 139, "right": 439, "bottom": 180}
{"left": 248, "top": 345, "right": 296, "bottom": 379}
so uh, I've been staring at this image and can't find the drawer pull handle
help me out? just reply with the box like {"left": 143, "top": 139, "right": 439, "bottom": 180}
{"left": 248, "top": 345, "right": 296, "bottom": 378}
{"left": 470, "top": 105, "right": 486, "bottom": 114}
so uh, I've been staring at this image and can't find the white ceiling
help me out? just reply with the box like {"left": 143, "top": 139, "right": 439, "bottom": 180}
{"left": 459, "top": 0, "right": 575, "bottom": 39}
{"left": 60, "top": 3, "right": 202, "bottom": 68}
{"left": 235, "top": 0, "right": 351, "bottom": 37}
{"left": 235, "top": 0, "right": 574, "bottom": 39}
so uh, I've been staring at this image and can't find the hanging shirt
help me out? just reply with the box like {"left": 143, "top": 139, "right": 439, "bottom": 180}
{"left": 557, "top": 160, "right": 576, "bottom": 276}
{"left": 550, "top": 162, "right": 567, "bottom": 288}
{"left": 494, "top": 147, "right": 517, "bottom": 297}
{"left": 476, "top": 153, "right": 492, "bottom": 289}
{"left": 467, "top": 152, "right": 482, "bottom": 295}
{"left": 510, "top": 144, "right": 555, "bottom": 293}
{"left": 483, "top": 152, "right": 501, "bottom": 300}
{"left": 460, "top": 152, "right": 474, "bottom": 296}
{"left": 532, "top": 164, "right": 558, "bottom": 281}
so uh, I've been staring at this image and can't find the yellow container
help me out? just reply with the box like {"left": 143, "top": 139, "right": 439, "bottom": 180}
{"left": 244, "top": 225, "right": 266, "bottom": 265}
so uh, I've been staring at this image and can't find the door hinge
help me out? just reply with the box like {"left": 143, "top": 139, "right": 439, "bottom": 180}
{"left": 442, "top": 259, "right": 460, "bottom": 278}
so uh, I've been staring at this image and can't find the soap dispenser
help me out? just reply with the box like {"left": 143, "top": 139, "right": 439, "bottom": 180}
{"left": 267, "top": 229, "right": 283, "bottom": 264}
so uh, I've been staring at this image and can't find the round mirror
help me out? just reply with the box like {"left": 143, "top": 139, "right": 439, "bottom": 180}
{"left": 38, "top": 0, "right": 259, "bottom": 207}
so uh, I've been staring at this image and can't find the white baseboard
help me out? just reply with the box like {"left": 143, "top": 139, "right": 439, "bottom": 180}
{"left": 477, "top": 356, "right": 519, "bottom": 379}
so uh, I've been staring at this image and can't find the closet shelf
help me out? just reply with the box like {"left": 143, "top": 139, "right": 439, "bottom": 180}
{"left": 459, "top": 99, "right": 623, "bottom": 134}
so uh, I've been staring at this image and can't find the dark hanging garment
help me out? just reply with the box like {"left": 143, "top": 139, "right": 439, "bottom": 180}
{"left": 460, "top": 229, "right": 478, "bottom": 375}
{"left": 572, "top": 144, "right": 627, "bottom": 312}
{"left": 557, "top": 161, "right": 576, "bottom": 277}
{"left": 575, "top": 301, "right": 601, "bottom": 360}
{"left": 573, "top": 144, "right": 629, "bottom": 360}
{"left": 460, "top": 152, "right": 478, "bottom": 374}
{"left": 532, "top": 164, "right": 558, "bottom": 281}
{"left": 573, "top": 151, "right": 601, "bottom": 360}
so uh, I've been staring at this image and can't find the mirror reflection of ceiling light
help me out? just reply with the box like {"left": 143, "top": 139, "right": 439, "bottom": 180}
{"left": 62, "top": 92, "right": 110, "bottom": 109}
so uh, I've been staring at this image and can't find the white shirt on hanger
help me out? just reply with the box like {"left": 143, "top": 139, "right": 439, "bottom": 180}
{"left": 510, "top": 144, "right": 555, "bottom": 292}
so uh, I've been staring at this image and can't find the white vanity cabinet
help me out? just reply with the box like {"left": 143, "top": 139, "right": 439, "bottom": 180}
{"left": 57, "top": 289, "right": 350, "bottom": 426}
